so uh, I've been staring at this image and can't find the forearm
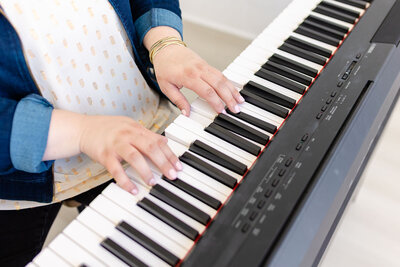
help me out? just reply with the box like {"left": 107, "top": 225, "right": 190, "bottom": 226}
{"left": 42, "top": 109, "right": 86, "bottom": 161}
{"left": 143, "top": 26, "right": 181, "bottom": 51}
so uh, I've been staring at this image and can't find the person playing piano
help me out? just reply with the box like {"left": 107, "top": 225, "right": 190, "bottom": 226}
{"left": 0, "top": 0, "right": 243, "bottom": 265}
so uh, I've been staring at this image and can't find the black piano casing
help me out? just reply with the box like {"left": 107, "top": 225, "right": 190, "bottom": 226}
{"left": 182, "top": 0, "right": 400, "bottom": 266}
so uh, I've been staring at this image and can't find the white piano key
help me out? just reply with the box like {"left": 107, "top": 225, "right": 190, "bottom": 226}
{"left": 33, "top": 248, "right": 71, "bottom": 267}
{"left": 174, "top": 115, "right": 256, "bottom": 164}
{"left": 310, "top": 11, "right": 354, "bottom": 29}
{"left": 102, "top": 183, "right": 194, "bottom": 250}
{"left": 166, "top": 121, "right": 254, "bottom": 166}
{"left": 323, "top": 0, "right": 365, "bottom": 14}
{"left": 191, "top": 98, "right": 217, "bottom": 120}
{"left": 77, "top": 207, "right": 170, "bottom": 267}
{"left": 63, "top": 220, "right": 128, "bottom": 267}
{"left": 290, "top": 32, "right": 338, "bottom": 52}
{"left": 90, "top": 194, "right": 188, "bottom": 259}
{"left": 224, "top": 111, "right": 274, "bottom": 137}
{"left": 240, "top": 101, "right": 285, "bottom": 126}
{"left": 26, "top": 263, "right": 38, "bottom": 267}
{"left": 188, "top": 110, "right": 212, "bottom": 128}
{"left": 49, "top": 234, "right": 106, "bottom": 267}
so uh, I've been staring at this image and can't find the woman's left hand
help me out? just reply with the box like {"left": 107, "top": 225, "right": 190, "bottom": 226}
{"left": 152, "top": 44, "right": 245, "bottom": 116}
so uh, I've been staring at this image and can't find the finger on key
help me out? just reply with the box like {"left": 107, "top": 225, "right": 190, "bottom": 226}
{"left": 160, "top": 138, "right": 182, "bottom": 172}
{"left": 185, "top": 78, "right": 225, "bottom": 114}
{"left": 119, "top": 145, "right": 154, "bottom": 186}
{"left": 105, "top": 157, "right": 138, "bottom": 195}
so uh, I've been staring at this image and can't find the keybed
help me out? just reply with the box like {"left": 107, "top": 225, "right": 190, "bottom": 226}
{"left": 31, "top": 0, "right": 370, "bottom": 266}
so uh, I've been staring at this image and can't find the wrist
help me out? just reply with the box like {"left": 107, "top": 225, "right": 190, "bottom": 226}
{"left": 143, "top": 26, "right": 182, "bottom": 51}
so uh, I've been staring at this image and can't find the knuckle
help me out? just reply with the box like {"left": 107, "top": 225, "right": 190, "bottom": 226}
{"left": 127, "top": 150, "right": 141, "bottom": 163}
{"left": 184, "top": 67, "right": 198, "bottom": 79}
{"left": 147, "top": 142, "right": 157, "bottom": 153}
{"left": 205, "top": 87, "right": 215, "bottom": 98}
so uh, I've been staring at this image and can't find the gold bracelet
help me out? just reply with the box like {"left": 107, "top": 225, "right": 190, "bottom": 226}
{"left": 149, "top": 36, "right": 187, "bottom": 64}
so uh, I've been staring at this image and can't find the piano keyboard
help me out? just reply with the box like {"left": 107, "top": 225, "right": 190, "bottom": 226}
{"left": 30, "top": 0, "right": 372, "bottom": 266}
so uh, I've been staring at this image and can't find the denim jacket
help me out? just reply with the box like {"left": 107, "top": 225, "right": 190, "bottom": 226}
{"left": 0, "top": 0, "right": 182, "bottom": 203}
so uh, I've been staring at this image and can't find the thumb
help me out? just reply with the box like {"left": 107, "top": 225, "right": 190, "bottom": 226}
{"left": 161, "top": 82, "right": 191, "bottom": 116}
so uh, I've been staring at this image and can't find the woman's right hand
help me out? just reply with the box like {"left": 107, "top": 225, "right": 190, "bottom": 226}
{"left": 78, "top": 115, "right": 181, "bottom": 194}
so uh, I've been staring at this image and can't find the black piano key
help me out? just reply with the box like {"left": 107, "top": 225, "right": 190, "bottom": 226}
{"left": 205, "top": 122, "right": 261, "bottom": 156}
{"left": 334, "top": 0, "right": 367, "bottom": 9}
{"left": 100, "top": 238, "right": 148, "bottom": 267}
{"left": 226, "top": 109, "right": 277, "bottom": 134}
{"left": 295, "top": 25, "right": 340, "bottom": 46}
{"left": 180, "top": 151, "right": 237, "bottom": 188}
{"left": 116, "top": 221, "right": 180, "bottom": 266}
{"left": 240, "top": 89, "right": 290, "bottom": 118}
{"left": 244, "top": 81, "right": 297, "bottom": 108}
{"left": 79, "top": 264, "right": 89, "bottom": 267}
{"left": 301, "top": 20, "right": 345, "bottom": 40}
{"left": 189, "top": 140, "right": 248, "bottom": 175}
{"left": 278, "top": 43, "right": 327, "bottom": 66}
{"left": 306, "top": 15, "right": 349, "bottom": 34}
{"left": 255, "top": 67, "right": 307, "bottom": 94}
{"left": 319, "top": 1, "right": 361, "bottom": 18}
{"left": 138, "top": 197, "right": 199, "bottom": 240}
{"left": 150, "top": 184, "right": 211, "bottom": 225}
{"left": 162, "top": 176, "right": 221, "bottom": 209}
{"left": 262, "top": 60, "right": 313, "bottom": 86}
{"left": 313, "top": 5, "right": 356, "bottom": 24}
{"left": 269, "top": 54, "right": 319, "bottom": 77}
{"left": 285, "top": 36, "right": 332, "bottom": 58}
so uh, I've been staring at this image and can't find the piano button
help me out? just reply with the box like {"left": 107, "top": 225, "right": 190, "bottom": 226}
{"left": 269, "top": 53, "right": 319, "bottom": 77}
{"left": 326, "top": 98, "right": 333, "bottom": 104}
{"left": 296, "top": 143, "right": 303, "bottom": 150}
{"left": 295, "top": 25, "right": 340, "bottom": 46}
{"left": 300, "top": 20, "right": 345, "bottom": 40}
{"left": 226, "top": 109, "right": 277, "bottom": 134}
{"left": 241, "top": 223, "right": 250, "bottom": 233}
{"left": 279, "top": 168, "right": 286, "bottom": 177}
{"left": 33, "top": 248, "right": 71, "bottom": 267}
{"left": 321, "top": 105, "right": 328, "bottom": 111}
{"left": 205, "top": 122, "right": 261, "bottom": 156}
{"left": 78, "top": 207, "right": 169, "bottom": 267}
{"left": 163, "top": 176, "right": 221, "bottom": 210}
{"left": 333, "top": 0, "right": 367, "bottom": 9}
{"left": 319, "top": 1, "right": 361, "bottom": 18}
{"left": 189, "top": 140, "right": 248, "bottom": 175}
{"left": 138, "top": 197, "right": 199, "bottom": 240}
{"left": 331, "top": 91, "right": 337, "bottom": 97}
{"left": 90, "top": 195, "right": 188, "bottom": 259}
{"left": 49, "top": 234, "right": 106, "bottom": 267}
{"left": 151, "top": 183, "right": 213, "bottom": 224}
{"left": 180, "top": 151, "right": 237, "bottom": 188}
{"left": 278, "top": 43, "right": 328, "bottom": 66}
{"left": 244, "top": 81, "right": 297, "bottom": 109}
{"left": 63, "top": 220, "right": 128, "bottom": 266}
{"left": 262, "top": 60, "right": 313, "bottom": 86}
{"left": 100, "top": 238, "right": 148, "bottom": 267}
{"left": 240, "top": 90, "right": 289, "bottom": 118}
{"left": 306, "top": 14, "right": 350, "bottom": 34}
{"left": 257, "top": 200, "right": 266, "bottom": 209}
{"left": 255, "top": 67, "right": 307, "bottom": 94}
{"left": 313, "top": 5, "right": 356, "bottom": 24}
{"left": 116, "top": 221, "right": 180, "bottom": 266}
{"left": 264, "top": 189, "right": 273, "bottom": 198}
{"left": 285, "top": 36, "right": 332, "bottom": 58}
{"left": 272, "top": 179, "right": 280, "bottom": 187}
{"left": 302, "top": 134, "right": 309, "bottom": 141}
{"left": 213, "top": 114, "right": 269, "bottom": 145}
{"left": 337, "top": 81, "right": 344, "bottom": 87}
{"left": 285, "top": 158, "right": 293, "bottom": 167}
{"left": 101, "top": 183, "right": 194, "bottom": 250}
{"left": 249, "top": 211, "right": 259, "bottom": 221}
{"left": 316, "top": 112, "right": 323, "bottom": 119}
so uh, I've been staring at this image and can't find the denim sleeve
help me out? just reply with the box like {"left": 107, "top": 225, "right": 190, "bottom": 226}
{"left": 10, "top": 94, "right": 54, "bottom": 173}
{"left": 135, "top": 8, "right": 183, "bottom": 45}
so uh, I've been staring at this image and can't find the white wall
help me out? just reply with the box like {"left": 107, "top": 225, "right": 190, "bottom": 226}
{"left": 180, "top": 0, "right": 294, "bottom": 40}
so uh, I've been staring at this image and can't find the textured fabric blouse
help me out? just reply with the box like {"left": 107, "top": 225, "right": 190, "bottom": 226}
{"left": 0, "top": 0, "right": 176, "bottom": 210}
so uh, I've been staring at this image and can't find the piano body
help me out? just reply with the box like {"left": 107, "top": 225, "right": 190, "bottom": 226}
{"left": 30, "top": 0, "right": 400, "bottom": 266}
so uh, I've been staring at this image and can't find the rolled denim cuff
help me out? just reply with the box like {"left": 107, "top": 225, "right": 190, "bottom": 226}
{"left": 10, "top": 94, "right": 54, "bottom": 173}
{"left": 135, "top": 8, "right": 183, "bottom": 45}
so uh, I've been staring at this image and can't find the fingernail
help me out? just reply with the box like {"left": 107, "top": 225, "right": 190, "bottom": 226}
{"left": 221, "top": 109, "right": 227, "bottom": 114}
{"left": 234, "top": 105, "right": 240, "bottom": 113}
{"left": 131, "top": 188, "right": 138, "bottom": 195}
{"left": 149, "top": 178, "right": 156, "bottom": 186}
{"left": 182, "top": 109, "right": 187, "bottom": 116}
{"left": 169, "top": 169, "right": 177, "bottom": 179}
{"left": 239, "top": 95, "right": 245, "bottom": 103}
{"left": 176, "top": 161, "right": 183, "bottom": 170}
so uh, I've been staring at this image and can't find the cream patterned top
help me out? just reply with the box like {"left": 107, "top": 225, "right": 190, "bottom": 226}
{"left": 0, "top": 0, "right": 177, "bottom": 210}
